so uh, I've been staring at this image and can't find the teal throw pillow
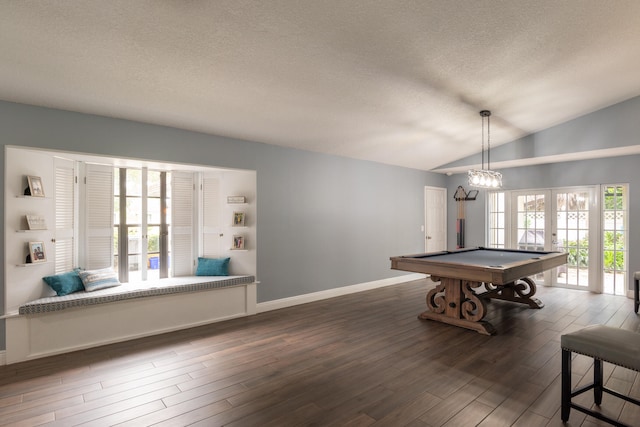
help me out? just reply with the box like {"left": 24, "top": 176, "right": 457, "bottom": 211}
{"left": 43, "top": 270, "right": 85, "bottom": 296}
{"left": 79, "top": 267, "right": 121, "bottom": 292}
{"left": 196, "top": 257, "right": 230, "bottom": 276}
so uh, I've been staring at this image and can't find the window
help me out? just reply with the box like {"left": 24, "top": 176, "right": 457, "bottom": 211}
{"left": 487, "top": 192, "right": 505, "bottom": 248}
{"left": 9, "top": 146, "right": 255, "bottom": 322}
{"left": 114, "top": 168, "right": 172, "bottom": 283}
{"left": 44, "top": 148, "right": 255, "bottom": 283}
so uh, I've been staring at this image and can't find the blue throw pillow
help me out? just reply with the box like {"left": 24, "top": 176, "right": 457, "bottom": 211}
{"left": 79, "top": 267, "right": 121, "bottom": 292}
{"left": 43, "top": 270, "right": 85, "bottom": 296}
{"left": 196, "top": 257, "right": 230, "bottom": 276}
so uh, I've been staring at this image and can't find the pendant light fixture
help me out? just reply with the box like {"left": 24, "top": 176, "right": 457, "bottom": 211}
{"left": 468, "top": 110, "right": 502, "bottom": 189}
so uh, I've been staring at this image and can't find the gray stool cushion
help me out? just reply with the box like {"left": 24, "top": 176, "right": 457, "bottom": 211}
{"left": 561, "top": 324, "right": 640, "bottom": 372}
{"left": 635, "top": 271, "right": 640, "bottom": 280}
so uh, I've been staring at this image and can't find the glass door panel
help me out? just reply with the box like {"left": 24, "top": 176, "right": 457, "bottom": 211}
{"left": 512, "top": 191, "right": 549, "bottom": 284}
{"left": 554, "top": 190, "right": 591, "bottom": 289}
{"left": 603, "top": 185, "right": 627, "bottom": 295}
{"left": 488, "top": 192, "right": 506, "bottom": 249}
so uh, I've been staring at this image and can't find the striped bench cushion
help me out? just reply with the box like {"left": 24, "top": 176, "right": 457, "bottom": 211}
{"left": 19, "top": 275, "right": 255, "bottom": 315}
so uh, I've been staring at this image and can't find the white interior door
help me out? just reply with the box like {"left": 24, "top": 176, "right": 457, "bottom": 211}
{"left": 425, "top": 186, "right": 446, "bottom": 253}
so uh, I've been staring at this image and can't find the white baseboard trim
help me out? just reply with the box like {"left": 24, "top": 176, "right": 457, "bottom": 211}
{"left": 257, "top": 273, "right": 425, "bottom": 313}
{"left": 0, "top": 351, "right": 6, "bottom": 366}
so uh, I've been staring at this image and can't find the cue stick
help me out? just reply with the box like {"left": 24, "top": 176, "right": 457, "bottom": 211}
{"left": 455, "top": 186, "right": 466, "bottom": 248}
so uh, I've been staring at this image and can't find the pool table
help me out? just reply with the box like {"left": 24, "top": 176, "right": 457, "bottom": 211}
{"left": 390, "top": 247, "right": 568, "bottom": 335}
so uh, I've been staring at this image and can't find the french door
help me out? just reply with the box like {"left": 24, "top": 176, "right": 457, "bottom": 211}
{"left": 510, "top": 187, "right": 598, "bottom": 291}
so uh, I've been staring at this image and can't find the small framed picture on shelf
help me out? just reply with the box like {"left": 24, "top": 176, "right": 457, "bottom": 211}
{"left": 26, "top": 214, "right": 47, "bottom": 230}
{"left": 28, "top": 241, "right": 46, "bottom": 263}
{"left": 233, "top": 211, "right": 245, "bottom": 227}
{"left": 26, "top": 175, "right": 45, "bottom": 197}
{"left": 232, "top": 235, "right": 245, "bottom": 250}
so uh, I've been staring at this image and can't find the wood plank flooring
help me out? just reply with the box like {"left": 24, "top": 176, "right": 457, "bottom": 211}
{"left": 1, "top": 278, "right": 639, "bottom": 426}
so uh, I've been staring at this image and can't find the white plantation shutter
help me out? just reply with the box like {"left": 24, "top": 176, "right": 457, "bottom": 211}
{"left": 54, "top": 158, "right": 76, "bottom": 273}
{"left": 85, "top": 164, "right": 114, "bottom": 269}
{"left": 171, "top": 172, "right": 194, "bottom": 275}
{"left": 202, "top": 174, "right": 222, "bottom": 257}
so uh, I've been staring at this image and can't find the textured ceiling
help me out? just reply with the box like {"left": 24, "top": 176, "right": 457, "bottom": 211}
{"left": 2, "top": 1, "right": 640, "bottom": 171}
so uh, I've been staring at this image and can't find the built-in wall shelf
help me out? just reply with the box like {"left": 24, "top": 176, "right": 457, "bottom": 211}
{"left": 0, "top": 311, "right": 20, "bottom": 320}
{"left": 226, "top": 195, "right": 247, "bottom": 204}
{"left": 16, "top": 262, "right": 50, "bottom": 267}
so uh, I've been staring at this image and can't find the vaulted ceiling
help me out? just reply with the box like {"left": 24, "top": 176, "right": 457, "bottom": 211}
{"left": 2, "top": 1, "right": 640, "bottom": 171}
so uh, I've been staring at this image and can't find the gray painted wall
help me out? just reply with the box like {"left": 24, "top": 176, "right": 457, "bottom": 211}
{"left": 0, "top": 100, "right": 443, "bottom": 350}
{"left": 3, "top": 94, "right": 639, "bottom": 352}
{"left": 440, "top": 96, "right": 640, "bottom": 170}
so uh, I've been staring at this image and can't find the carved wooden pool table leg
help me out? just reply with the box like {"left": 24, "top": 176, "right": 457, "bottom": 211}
{"left": 420, "top": 276, "right": 497, "bottom": 335}
{"left": 481, "top": 277, "right": 544, "bottom": 309}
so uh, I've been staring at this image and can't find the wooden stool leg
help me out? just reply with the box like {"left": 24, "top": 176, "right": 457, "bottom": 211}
{"left": 594, "top": 358, "right": 603, "bottom": 405}
{"left": 561, "top": 349, "right": 572, "bottom": 421}
{"left": 634, "top": 277, "right": 639, "bottom": 314}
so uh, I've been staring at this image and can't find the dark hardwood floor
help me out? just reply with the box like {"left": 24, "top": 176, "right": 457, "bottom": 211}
{"left": 1, "top": 279, "right": 639, "bottom": 426}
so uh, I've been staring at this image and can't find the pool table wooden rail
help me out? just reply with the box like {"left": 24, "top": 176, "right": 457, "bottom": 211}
{"left": 390, "top": 248, "right": 567, "bottom": 285}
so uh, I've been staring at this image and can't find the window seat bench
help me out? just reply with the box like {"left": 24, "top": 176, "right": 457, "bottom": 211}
{"left": 19, "top": 275, "right": 256, "bottom": 315}
{"left": 6, "top": 275, "right": 257, "bottom": 364}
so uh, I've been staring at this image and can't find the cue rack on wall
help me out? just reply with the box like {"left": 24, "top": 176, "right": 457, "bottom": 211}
{"left": 453, "top": 186, "right": 478, "bottom": 249}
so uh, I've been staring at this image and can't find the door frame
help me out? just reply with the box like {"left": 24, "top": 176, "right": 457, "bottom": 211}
{"left": 508, "top": 186, "right": 600, "bottom": 292}
{"left": 551, "top": 186, "right": 600, "bottom": 293}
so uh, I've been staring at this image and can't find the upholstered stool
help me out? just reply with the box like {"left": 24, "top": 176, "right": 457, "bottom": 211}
{"left": 634, "top": 271, "right": 639, "bottom": 314}
{"left": 561, "top": 325, "right": 640, "bottom": 426}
